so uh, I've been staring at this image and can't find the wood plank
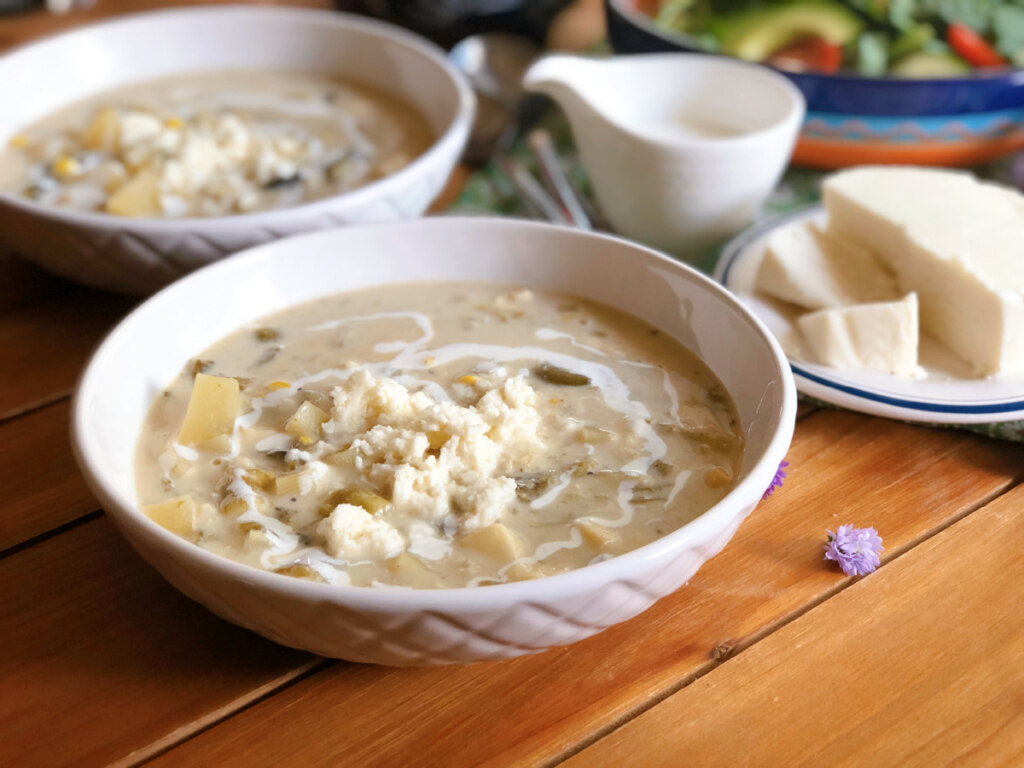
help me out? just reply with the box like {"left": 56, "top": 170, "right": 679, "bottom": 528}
{"left": 0, "top": 399, "right": 101, "bottom": 552}
{"left": 146, "top": 412, "right": 1024, "bottom": 768}
{"left": 0, "top": 515, "right": 317, "bottom": 768}
{"left": 0, "top": 289, "right": 135, "bottom": 421}
{"left": 563, "top": 482, "right": 1024, "bottom": 768}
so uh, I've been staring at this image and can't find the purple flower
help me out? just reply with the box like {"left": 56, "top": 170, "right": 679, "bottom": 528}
{"left": 762, "top": 460, "right": 789, "bottom": 500}
{"left": 825, "top": 525, "right": 884, "bottom": 576}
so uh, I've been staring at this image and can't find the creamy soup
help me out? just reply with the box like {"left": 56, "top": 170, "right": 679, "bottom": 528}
{"left": 134, "top": 283, "right": 743, "bottom": 589}
{"left": 0, "top": 71, "right": 432, "bottom": 217}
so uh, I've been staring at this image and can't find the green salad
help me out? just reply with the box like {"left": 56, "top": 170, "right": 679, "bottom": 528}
{"left": 649, "top": 0, "right": 1024, "bottom": 76}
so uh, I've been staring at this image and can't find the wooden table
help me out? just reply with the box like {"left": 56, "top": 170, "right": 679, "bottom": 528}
{"left": 3, "top": 4, "right": 1024, "bottom": 766}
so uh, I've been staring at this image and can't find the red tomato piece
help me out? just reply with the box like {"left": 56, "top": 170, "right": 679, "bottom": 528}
{"left": 947, "top": 23, "right": 1006, "bottom": 68}
{"left": 766, "top": 37, "right": 843, "bottom": 73}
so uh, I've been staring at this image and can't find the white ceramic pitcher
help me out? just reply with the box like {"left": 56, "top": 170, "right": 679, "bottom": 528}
{"left": 523, "top": 54, "right": 805, "bottom": 259}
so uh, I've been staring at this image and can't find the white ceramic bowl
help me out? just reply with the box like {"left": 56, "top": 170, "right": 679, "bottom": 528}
{"left": 72, "top": 217, "right": 796, "bottom": 665}
{"left": 0, "top": 7, "right": 474, "bottom": 295}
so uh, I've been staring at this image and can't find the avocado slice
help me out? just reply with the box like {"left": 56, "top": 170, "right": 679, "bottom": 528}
{"left": 890, "top": 51, "right": 970, "bottom": 78}
{"left": 711, "top": 0, "right": 864, "bottom": 62}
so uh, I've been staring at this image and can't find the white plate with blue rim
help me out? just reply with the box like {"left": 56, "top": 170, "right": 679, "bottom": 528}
{"left": 713, "top": 205, "right": 1024, "bottom": 424}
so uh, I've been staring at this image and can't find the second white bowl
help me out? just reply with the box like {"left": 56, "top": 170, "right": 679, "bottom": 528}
{"left": 0, "top": 7, "right": 474, "bottom": 295}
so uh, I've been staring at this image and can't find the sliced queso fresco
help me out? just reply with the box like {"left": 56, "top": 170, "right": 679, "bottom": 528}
{"left": 757, "top": 219, "right": 899, "bottom": 310}
{"left": 825, "top": 168, "right": 1024, "bottom": 378}
{"left": 756, "top": 167, "right": 1024, "bottom": 379}
{"left": 797, "top": 293, "right": 919, "bottom": 378}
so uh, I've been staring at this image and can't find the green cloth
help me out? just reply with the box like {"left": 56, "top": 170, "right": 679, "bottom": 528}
{"left": 447, "top": 111, "right": 1024, "bottom": 442}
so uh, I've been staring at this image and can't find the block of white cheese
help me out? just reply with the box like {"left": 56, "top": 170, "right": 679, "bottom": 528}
{"left": 824, "top": 167, "right": 1024, "bottom": 376}
{"left": 797, "top": 293, "right": 919, "bottom": 377}
{"left": 756, "top": 219, "right": 899, "bottom": 309}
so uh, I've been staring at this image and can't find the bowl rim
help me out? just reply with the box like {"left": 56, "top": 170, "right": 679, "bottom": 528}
{"left": 0, "top": 5, "right": 476, "bottom": 231}
{"left": 71, "top": 216, "right": 797, "bottom": 611}
{"left": 608, "top": 0, "right": 1024, "bottom": 85}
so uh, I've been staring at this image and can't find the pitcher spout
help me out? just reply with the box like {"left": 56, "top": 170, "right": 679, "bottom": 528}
{"left": 522, "top": 55, "right": 607, "bottom": 129}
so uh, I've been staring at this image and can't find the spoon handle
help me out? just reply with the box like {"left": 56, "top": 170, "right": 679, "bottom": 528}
{"left": 498, "top": 158, "right": 571, "bottom": 225}
{"left": 527, "top": 129, "right": 592, "bottom": 231}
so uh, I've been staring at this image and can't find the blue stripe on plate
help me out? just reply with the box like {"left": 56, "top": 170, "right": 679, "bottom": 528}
{"left": 792, "top": 365, "right": 1024, "bottom": 415}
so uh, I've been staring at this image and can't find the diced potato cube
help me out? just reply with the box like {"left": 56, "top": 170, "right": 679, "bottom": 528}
{"left": 274, "top": 564, "right": 325, "bottom": 582}
{"left": 505, "top": 561, "right": 544, "bottom": 582}
{"left": 386, "top": 552, "right": 432, "bottom": 578}
{"left": 575, "top": 520, "right": 620, "bottom": 550}
{"left": 177, "top": 373, "right": 241, "bottom": 446}
{"left": 142, "top": 495, "right": 196, "bottom": 537}
{"left": 244, "top": 529, "right": 271, "bottom": 552}
{"left": 284, "top": 401, "right": 330, "bottom": 445}
{"left": 323, "top": 449, "right": 355, "bottom": 470}
{"left": 274, "top": 473, "right": 304, "bottom": 497}
{"left": 82, "top": 107, "right": 120, "bottom": 151}
{"left": 196, "top": 434, "right": 233, "bottom": 454}
{"left": 461, "top": 523, "right": 522, "bottom": 563}
{"left": 106, "top": 169, "right": 162, "bottom": 217}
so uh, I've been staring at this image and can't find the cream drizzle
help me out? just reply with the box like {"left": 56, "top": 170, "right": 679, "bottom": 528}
{"left": 211, "top": 309, "right": 692, "bottom": 580}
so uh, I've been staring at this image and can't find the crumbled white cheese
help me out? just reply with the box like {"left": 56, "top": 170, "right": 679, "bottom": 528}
{"left": 318, "top": 504, "right": 405, "bottom": 560}
{"left": 324, "top": 368, "right": 546, "bottom": 533}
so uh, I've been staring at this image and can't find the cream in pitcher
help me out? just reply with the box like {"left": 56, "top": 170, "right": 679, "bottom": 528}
{"left": 522, "top": 53, "right": 805, "bottom": 257}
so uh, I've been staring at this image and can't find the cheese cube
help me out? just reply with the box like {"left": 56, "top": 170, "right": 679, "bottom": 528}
{"left": 797, "top": 293, "right": 919, "bottom": 377}
{"left": 756, "top": 219, "right": 898, "bottom": 309}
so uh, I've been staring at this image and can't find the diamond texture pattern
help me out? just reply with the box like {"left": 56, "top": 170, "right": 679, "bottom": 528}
{"left": 112, "top": 500, "right": 757, "bottom": 666}
{"left": 0, "top": 150, "right": 454, "bottom": 295}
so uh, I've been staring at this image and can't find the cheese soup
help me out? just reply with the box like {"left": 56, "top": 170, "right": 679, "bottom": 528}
{"left": 1, "top": 71, "right": 432, "bottom": 217}
{"left": 134, "top": 283, "right": 743, "bottom": 589}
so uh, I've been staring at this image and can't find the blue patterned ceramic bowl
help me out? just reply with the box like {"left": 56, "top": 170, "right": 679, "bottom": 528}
{"left": 606, "top": 0, "right": 1024, "bottom": 168}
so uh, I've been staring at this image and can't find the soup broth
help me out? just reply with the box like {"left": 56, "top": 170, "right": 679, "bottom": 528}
{"left": 1, "top": 70, "right": 433, "bottom": 217}
{"left": 134, "top": 282, "right": 744, "bottom": 589}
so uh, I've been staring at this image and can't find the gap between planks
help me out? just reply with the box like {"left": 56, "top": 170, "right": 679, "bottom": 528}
{"left": 0, "top": 388, "right": 74, "bottom": 427}
{"left": 546, "top": 471, "right": 1024, "bottom": 768}
{"left": 113, "top": 657, "right": 331, "bottom": 768}
{"left": 558, "top": 482, "right": 1024, "bottom": 767}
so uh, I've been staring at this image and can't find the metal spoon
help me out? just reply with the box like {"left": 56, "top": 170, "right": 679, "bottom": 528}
{"left": 449, "top": 33, "right": 542, "bottom": 166}
{"left": 449, "top": 34, "right": 599, "bottom": 228}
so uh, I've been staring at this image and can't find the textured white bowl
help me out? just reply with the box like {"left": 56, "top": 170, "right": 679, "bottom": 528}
{"left": 0, "top": 7, "right": 474, "bottom": 295}
{"left": 72, "top": 218, "right": 796, "bottom": 666}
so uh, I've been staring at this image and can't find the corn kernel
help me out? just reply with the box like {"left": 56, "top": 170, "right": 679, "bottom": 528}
{"left": 53, "top": 155, "right": 82, "bottom": 179}
{"left": 164, "top": 116, "right": 184, "bottom": 129}
{"left": 423, "top": 356, "right": 436, "bottom": 366}
{"left": 458, "top": 375, "right": 477, "bottom": 385}
{"left": 268, "top": 380, "right": 291, "bottom": 390}
{"left": 8, "top": 134, "right": 29, "bottom": 148}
